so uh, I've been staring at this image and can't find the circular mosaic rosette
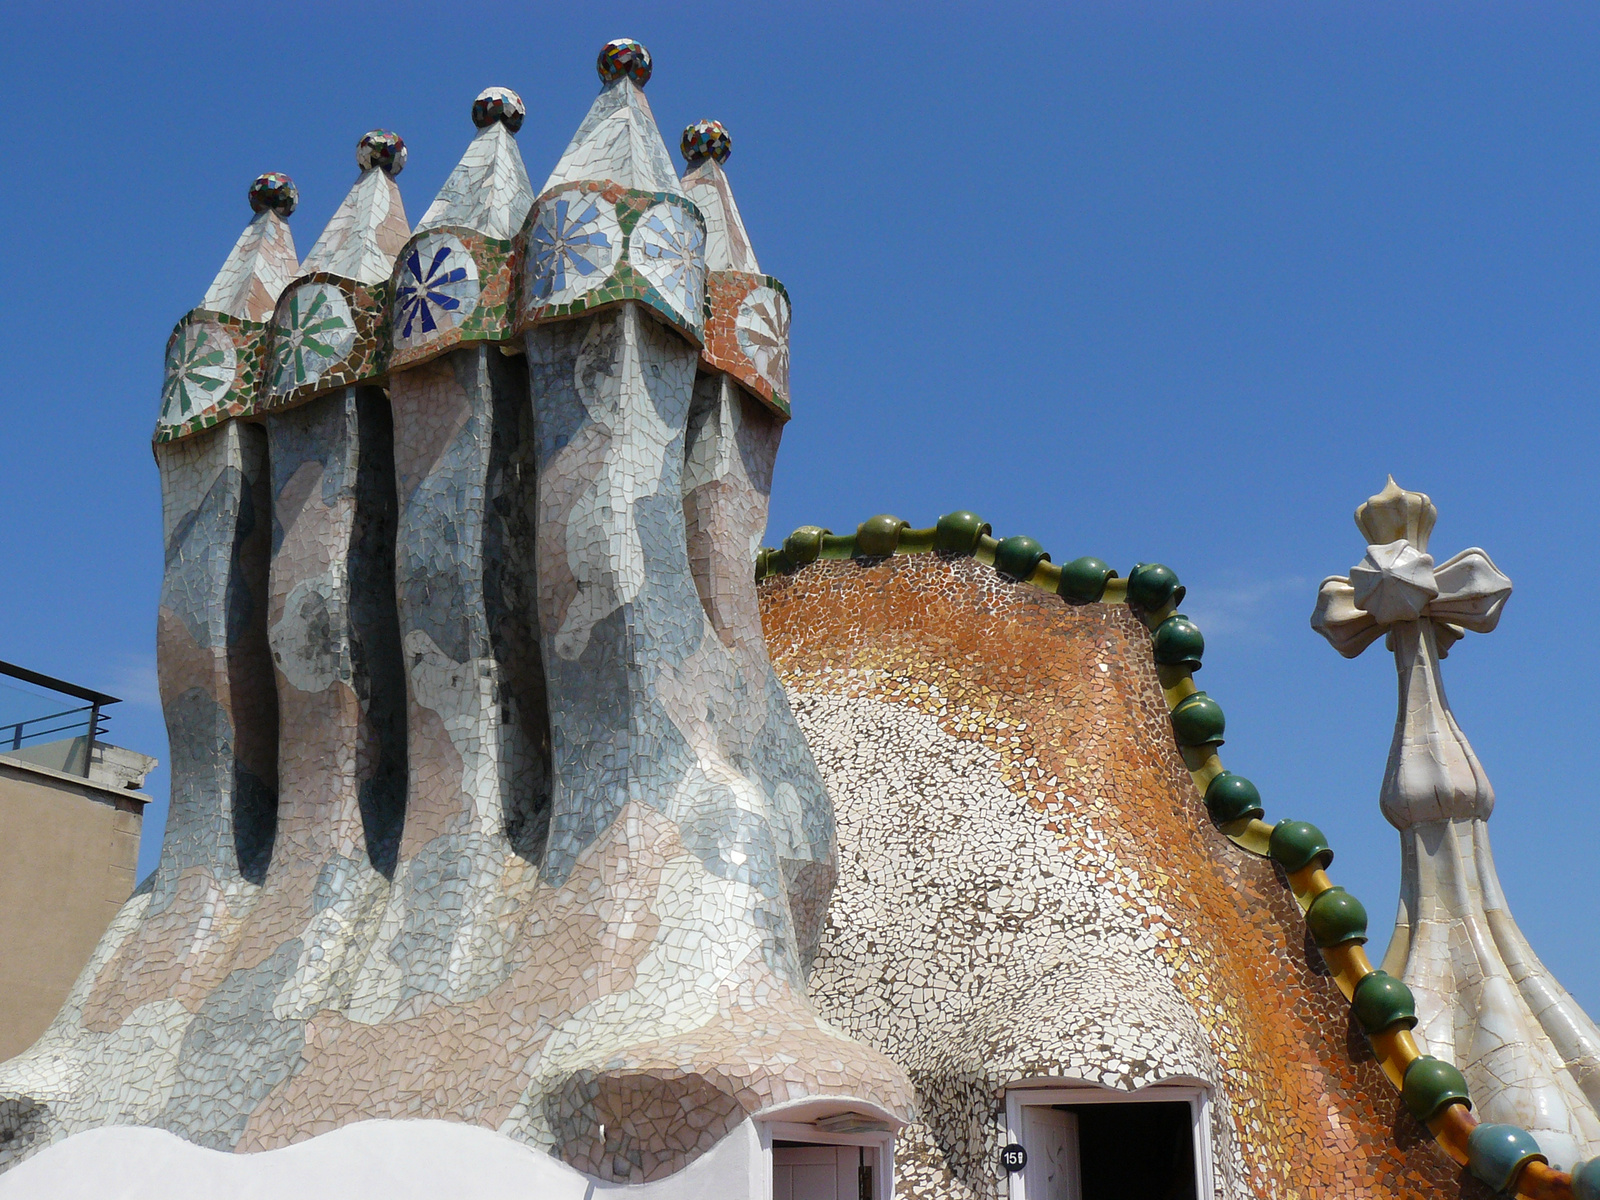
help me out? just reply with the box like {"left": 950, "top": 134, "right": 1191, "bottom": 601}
{"left": 269, "top": 282, "right": 356, "bottom": 396}
{"left": 628, "top": 201, "right": 707, "bottom": 325}
{"left": 701, "top": 272, "right": 792, "bottom": 419}
{"left": 394, "top": 232, "right": 479, "bottom": 348}
{"left": 736, "top": 284, "right": 790, "bottom": 398}
{"left": 521, "top": 186, "right": 708, "bottom": 341}
{"left": 159, "top": 320, "right": 238, "bottom": 432}
{"left": 525, "top": 191, "right": 622, "bottom": 309}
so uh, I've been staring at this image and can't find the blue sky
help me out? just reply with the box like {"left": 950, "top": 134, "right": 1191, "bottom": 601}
{"left": 3, "top": 3, "right": 1598, "bottom": 1007}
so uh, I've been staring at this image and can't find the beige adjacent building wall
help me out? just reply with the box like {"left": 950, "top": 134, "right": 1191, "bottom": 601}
{"left": 0, "top": 752, "right": 149, "bottom": 1060}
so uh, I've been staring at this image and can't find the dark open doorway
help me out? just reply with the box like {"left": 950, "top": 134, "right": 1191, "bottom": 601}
{"left": 1065, "top": 1100, "right": 1196, "bottom": 1200}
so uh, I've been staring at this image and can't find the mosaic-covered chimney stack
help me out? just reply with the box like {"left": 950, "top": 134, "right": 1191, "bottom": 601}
{"left": 515, "top": 44, "right": 906, "bottom": 1172}
{"left": 0, "top": 40, "right": 910, "bottom": 1180}
{"left": 148, "top": 172, "right": 295, "bottom": 951}
{"left": 381, "top": 86, "right": 547, "bottom": 1007}
{"left": 680, "top": 118, "right": 796, "bottom": 722}
{"left": 254, "top": 130, "right": 412, "bottom": 1021}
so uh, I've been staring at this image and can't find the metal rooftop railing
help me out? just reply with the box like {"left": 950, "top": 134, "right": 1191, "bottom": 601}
{"left": 0, "top": 660, "right": 120, "bottom": 778}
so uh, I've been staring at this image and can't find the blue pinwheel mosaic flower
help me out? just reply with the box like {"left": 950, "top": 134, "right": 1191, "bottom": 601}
{"left": 270, "top": 283, "right": 355, "bottom": 395}
{"left": 527, "top": 195, "right": 618, "bottom": 305}
{"left": 394, "top": 233, "right": 479, "bottom": 345}
{"left": 160, "top": 321, "right": 237, "bottom": 429}
{"left": 629, "top": 202, "right": 706, "bottom": 324}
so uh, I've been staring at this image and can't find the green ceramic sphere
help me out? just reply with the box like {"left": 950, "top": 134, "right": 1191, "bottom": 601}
{"left": 1401, "top": 1056, "right": 1471, "bottom": 1123}
{"left": 856, "top": 514, "right": 908, "bottom": 557}
{"left": 1171, "top": 691, "right": 1225, "bottom": 747}
{"left": 783, "top": 525, "right": 830, "bottom": 566}
{"left": 1153, "top": 614, "right": 1205, "bottom": 670}
{"left": 1057, "top": 556, "right": 1115, "bottom": 604}
{"left": 1306, "top": 887, "right": 1368, "bottom": 948}
{"left": 1268, "top": 820, "right": 1333, "bottom": 872}
{"left": 1126, "top": 562, "right": 1186, "bottom": 612}
{"left": 1204, "top": 772, "right": 1263, "bottom": 824}
{"left": 934, "top": 511, "right": 990, "bottom": 555}
{"left": 994, "top": 535, "right": 1049, "bottom": 581}
{"left": 1467, "top": 1124, "right": 1544, "bottom": 1194}
{"left": 1351, "top": 971, "right": 1418, "bottom": 1034}
{"left": 755, "top": 548, "right": 773, "bottom": 580}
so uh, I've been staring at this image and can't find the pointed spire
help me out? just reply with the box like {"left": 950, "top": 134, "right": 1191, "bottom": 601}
{"left": 202, "top": 173, "right": 300, "bottom": 322}
{"left": 683, "top": 120, "right": 789, "bottom": 418}
{"left": 415, "top": 87, "right": 534, "bottom": 242}
{"left": 298, "top": 130, "right": 411, "bottom": 284}
{"left": 1313, "top": 481, "right": 1600, "bottom": 1163}
{"left": 680, "top": 120, "right": 759, "bottom": 273}
{"left": 540, "top": 39, "right": 680, "bottom": 195}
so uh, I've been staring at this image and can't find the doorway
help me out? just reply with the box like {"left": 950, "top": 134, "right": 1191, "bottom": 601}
{"left": 772, "top": 1142, "right": 873, "bottom": 1200}
{"left": 1005, "top": 1082, "right": 1210, "bottom": 1200}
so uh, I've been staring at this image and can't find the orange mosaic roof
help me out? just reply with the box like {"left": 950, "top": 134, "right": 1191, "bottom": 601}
{"left": 758, "top": 537, "right": 1515, "bottom": 1198}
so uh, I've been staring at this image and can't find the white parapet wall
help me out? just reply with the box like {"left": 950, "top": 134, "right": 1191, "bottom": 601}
{"left": 0, "top": 1116, "right": 773, "bottom": 1200}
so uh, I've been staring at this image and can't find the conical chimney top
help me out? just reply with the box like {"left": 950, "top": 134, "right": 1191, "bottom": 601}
{"left": 540, "top": 40, "right": 680, "bottom": 196}
{"left": 416, "top": 89, "right": 534, "bottom": 242}
{"left": 201, "top": 173, "right": 301, "bottom": 321}
{"left": 681, "top": 120, "right": 759, "bottom": 274}
{"left": 298, "top": 131, "right": 411, "bottom": 284}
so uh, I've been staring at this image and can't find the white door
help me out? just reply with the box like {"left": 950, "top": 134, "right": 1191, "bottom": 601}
{"left": 1020, "top": 1106, "right": 1081, "bottom": 1200}
{"left": 773, "top": 1145, "right": 860, "bottom": 1200}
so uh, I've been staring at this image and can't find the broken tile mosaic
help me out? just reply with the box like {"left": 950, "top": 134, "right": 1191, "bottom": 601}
{"left": 7, "top": 34, "right": 1588, "bottom": 1200}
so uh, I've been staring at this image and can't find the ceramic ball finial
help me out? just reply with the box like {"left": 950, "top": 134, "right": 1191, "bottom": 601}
{"left": 681, "top": 120, "right": 731, "bottom": 166}
{"left": 472, "top": 86, "right": 526, "bottom": 133}
{"left": 597, "top": 38, "right": 652, "bottom": 86}
{"left": 248, "top": 172, "right": 298, "bottom": 218}
{"left": 357, "top": 130, "right": 407, "bottom": 176}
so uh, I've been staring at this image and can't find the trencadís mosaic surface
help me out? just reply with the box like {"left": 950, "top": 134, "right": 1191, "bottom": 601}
{"left": 764, "top": 552, "right": 1477, "bottom": 1199}
{"left": 8, "top": 34, "right": 1599, "bottom": 1200}
{"left": 2, "top": 40, "right": 904, "bottom": 1188}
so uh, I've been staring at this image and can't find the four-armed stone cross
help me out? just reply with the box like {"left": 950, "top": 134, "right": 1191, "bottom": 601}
{"left": 1313, "top": 477, "right": 1600, "bottom": 1168}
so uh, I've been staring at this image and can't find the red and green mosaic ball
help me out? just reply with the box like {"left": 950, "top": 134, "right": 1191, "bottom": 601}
{"left": 472, "top": 86, "right": 525, "bottom": 133}
{"left": 597, "top": 38, "right": 652, "bottom": 86}
{"left": 248, "top": 172, "right": 298, "bottom": 218}
{"left": 357, "top": 129, "right": 407, "bottom": 176}
{"left": 681, "top": 120, "right": 732, "bottom": 166}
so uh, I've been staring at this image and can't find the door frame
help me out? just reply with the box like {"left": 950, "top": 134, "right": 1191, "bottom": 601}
{"left": 1002, "top": 1077, "right": 1213, "bottom": 1200}
{"left": 761, "top": 1121, "right": 895, "bottom": 1200}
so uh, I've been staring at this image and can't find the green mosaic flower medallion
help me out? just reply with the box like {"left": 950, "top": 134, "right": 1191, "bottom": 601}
{"left": 270, "top": 282, "right": 355, "bottom": 395}
{"left": 160, "top": 321, "right": 237, "bottom": 429}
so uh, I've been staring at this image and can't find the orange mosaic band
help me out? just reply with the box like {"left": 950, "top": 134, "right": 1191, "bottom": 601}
{"left": 757, "top": 510, "right": 1585, "bottom": 1200}
{"left": 701, "top": 271, "right": 790, "bottom": 420}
